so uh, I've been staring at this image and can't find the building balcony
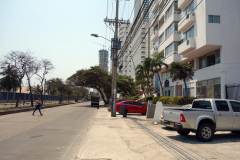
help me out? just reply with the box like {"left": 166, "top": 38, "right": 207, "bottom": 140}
{"left": 165, "top": 11, "right": 181, "bottom": 27}
{"left": 178, "top": 12, "right": 195, "bottom": 32}
{"left": 162, "top": 52, "right": 181, "bottom": 65}
{"left": 178, "top": 38, "right": 195, "bottom": 55}
{"left": 151, "top": 14, "right": 158, "bottom": 27}
{"left": 151, "top": 0, "right": 159, "bottom": 13}
{"left": 151, "top": 31, "right": 158, "bottom": 42}
{"left": 178, "top": 0, "right": 192, "bottom": 9}
{"left": 151, "top": 47, "right": 158, "bottom": 57}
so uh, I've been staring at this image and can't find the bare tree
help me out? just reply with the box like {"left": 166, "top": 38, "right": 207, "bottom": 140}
{"left": 1, "top": 51, "right": 31, "bottom": 107}
{"left": 25, "top": 56, "right": 39, "bottom": 106}
{"left": 36, "top": 59, "right": 54, "bottom": 105}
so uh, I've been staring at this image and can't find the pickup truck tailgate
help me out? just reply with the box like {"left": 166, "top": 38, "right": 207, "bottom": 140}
{"left": 164, "top": 109, "right": 182, "bottom": 123}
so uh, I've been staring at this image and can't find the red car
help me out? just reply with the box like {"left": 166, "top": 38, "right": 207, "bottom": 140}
{"left": 116, "top": 99, "right": 129, "bottom": 103}
{"left": 116, "top": 100, "right": 148, "bottom": 115}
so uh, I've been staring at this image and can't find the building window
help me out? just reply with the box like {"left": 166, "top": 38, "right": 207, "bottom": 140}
{"left": 129, "top": 70, "right": 131, "bottom": 72}
{"left": 165, "top": 42, "right": 178, "bottom": 56}
{"left": 165, "top": 22, "right": 178, "bottom": 39}
{"left": 129, "top": 65, "right": 131, "bottom": 67}
{"left": 154, "top": 40, "right": 159, "bottom": 47}
{"left": 209, "top": 15, "right": 220, "bottom": 23}
{"left": 125, "top": 70, "right": 127, "bottom": 72}
{"left": 196, "top": 77, "right": 221, "bottom": 98}
{"left": 183, "top": 26, "right": 194, "bottom": 42}
{"left": 165, "top": 3, "right": 174, "bottom": 20}
{"left": 199, "top": 50, "right": 220, "bottom": 69}
{"left": 141, "top": 56, "right": 145, "bottom": 58}
{"left": 159, "top": 33, "right": 164, "bottom": 45}
{"left": 183, "top": 1, "right": 194, "bottom": 17}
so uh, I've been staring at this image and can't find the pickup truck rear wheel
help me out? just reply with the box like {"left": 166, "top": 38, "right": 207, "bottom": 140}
{"left": 197, "top": 123, "right": 214, "bottom": 142}
{"left": 231, "top": 131, "right": 240, "bottom": 134}
{"left": 177, "top": 130, "right": 190, "bottom": 136}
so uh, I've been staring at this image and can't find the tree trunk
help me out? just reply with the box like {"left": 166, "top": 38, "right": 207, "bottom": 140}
{"left": 157, "top": 73, "right": 163, "bottom": 97}
{"left": 16, "top": 84, "right": 22, "bottom": 107}
{"left": 28, "top": 82, "right": 33, "bottom": 106}
{"left": 183, "top": 79, "right": 188, "bottom": 97}
{"left": 146, "top": 77, "right": 152, "bottom": 97}
{"left": 95, "top": 87, "right": 107, "bottom": 104}
{"left": 60, "top": 92, "right": 63, "bottom": 103}
{"left": 68, "top": 95, "right": 69, "bottom": 103}
{"left": 141, "top": 84, "right": 146, "bottom": 97}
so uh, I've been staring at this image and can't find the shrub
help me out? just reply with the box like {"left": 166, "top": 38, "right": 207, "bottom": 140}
{"left": 152, "top": 96, "right": 197, "bottom": 105}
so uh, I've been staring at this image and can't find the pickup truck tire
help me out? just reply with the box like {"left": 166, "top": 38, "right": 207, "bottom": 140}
{"left": 197, "top": 123, "right": 214, "bottom": 142}
{"left": 177, "top": 130, "right": 190, "bottom": 136}
{"left": 231, "top": 131, "right": 240, "bottom": 134}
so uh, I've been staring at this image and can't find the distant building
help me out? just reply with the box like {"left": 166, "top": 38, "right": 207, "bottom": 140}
{"left": 99, "top": 50, "right": 109, "bottom": 72}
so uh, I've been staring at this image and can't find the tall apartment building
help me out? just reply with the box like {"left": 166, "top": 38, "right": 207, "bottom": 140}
{"left": 150, "top": 0, "right": 240, "bottom": 100}
{"left": 99, "top": 50, "right": 109, "bottom": 72}
{"left": 118, "top": 0, "right": 152, "bottom": 79}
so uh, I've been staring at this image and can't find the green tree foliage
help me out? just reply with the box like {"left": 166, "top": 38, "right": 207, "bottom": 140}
{"left": 47, "top": 78, "right": 66, "bottom": 103}
{"left": 68, "top": 66, "right": 111, "bottom": 104}
{"left": 151, "top": 54, "right": 168, "bottom": 96}
{"left": 169, "top": 62, "right": 195, "bottom": 97}
{"left": 32, "top": 85, "right": 42, "bottom": 95}
{"left": 135, "top": 61, "right": 154, "bottom": 96}
{"left": 117, "top": 74, "right": 135, "bottom": 98}
{"left": 0, "top": 65, "right": 20, "bottom": 92}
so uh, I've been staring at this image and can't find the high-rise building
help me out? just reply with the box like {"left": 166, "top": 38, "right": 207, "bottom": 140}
{"left": 99, "top": 50, "right": 109, "bottom": 72}
{"left": 118, "top": 0, "right": 152, "bottom": 79}
{"left": 150, "top": 0, "right": 240, "bottom": 99}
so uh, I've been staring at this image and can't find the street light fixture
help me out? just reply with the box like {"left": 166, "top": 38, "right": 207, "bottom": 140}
{"left": 91, "top": 34, "right": 98, "bottom": 37}
{"left": 91, "top": 34, "right": 111, "bottom": 42}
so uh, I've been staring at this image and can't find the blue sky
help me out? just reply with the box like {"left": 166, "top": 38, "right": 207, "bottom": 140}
{"left": 0, "top": 0, "right": 134, "bottom": 85}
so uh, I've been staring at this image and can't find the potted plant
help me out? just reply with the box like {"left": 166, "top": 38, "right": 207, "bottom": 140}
{"left": 107, "top": 105, "right": 111, "bottom": 112}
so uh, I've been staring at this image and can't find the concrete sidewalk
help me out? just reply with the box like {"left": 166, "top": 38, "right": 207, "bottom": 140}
{"left": 77, "top": 107, "right": 176, "bottom": 160}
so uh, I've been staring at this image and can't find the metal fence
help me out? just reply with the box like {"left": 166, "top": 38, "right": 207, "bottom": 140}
{"left": 0, "top": 91, "right": 75, "bottom": 103}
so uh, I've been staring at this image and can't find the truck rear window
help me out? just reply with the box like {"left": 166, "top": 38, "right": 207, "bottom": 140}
{"left": 192, "top": 101, "right": 212, "bottom": 109}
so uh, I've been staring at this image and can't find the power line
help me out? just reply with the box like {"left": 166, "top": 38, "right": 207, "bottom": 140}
{"left": 119, "top": 0, "right": 171, "bottom": 72}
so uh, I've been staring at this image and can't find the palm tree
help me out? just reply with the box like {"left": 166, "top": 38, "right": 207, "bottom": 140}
{"left": 151, "top": 54, "right": 169, "bottom": 96}
{"left": 0, "top": 65, "right": 20, "bottom": 92}
{"left": 32, "top": 85, "right": 42, "bottom": 95}
{"left": 135, "top": 61, "right": 154, "bottom": 97}
{"left": 169, "top": 62, "right": 195, "bottom": 97}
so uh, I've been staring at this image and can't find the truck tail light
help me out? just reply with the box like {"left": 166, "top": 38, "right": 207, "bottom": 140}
{"left": 180, "top": 113, "right": 186, "bottom": 122}
{"left": 162, "top": 111, "right": 164, "bottom": 119}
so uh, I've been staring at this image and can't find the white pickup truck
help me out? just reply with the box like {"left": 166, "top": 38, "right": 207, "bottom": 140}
{"left": 160, "top": 99, "right": 240, "bottom": 142}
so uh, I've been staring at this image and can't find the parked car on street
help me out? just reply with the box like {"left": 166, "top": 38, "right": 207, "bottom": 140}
{"left": 116, "top": 100, "right": 148, "bottom": 115}
{"left": 160, "top": 99, "right": 240, "bottom": 142}
{"left": 116, "top": 99, "right": 129, "bottom": 103}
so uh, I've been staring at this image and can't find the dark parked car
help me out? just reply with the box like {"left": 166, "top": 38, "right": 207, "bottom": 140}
{"left": 116, "top": 100, "right": 148, "bottom": 115}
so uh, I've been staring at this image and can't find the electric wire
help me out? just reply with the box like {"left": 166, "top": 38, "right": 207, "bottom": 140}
{"left": 119, "top": 0, "right": 171, "bottom": 73}
{"left": 120, "top": 0, "right": 204, "bottom": 73}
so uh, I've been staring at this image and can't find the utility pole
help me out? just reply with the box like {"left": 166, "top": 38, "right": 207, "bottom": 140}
{"left": 104, "top": 0, "right": 129, "bottom": 117}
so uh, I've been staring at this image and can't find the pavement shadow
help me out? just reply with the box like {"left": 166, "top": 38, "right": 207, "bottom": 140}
{"left": 161, "top": 126, "right": 176, "bottom": 132}
{"left": 168, "top": 132, "right": 240, "bottom": 144}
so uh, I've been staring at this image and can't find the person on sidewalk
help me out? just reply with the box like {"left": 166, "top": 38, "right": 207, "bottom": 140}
{"left": 32, "top": 97, "right": 43, "bottom": 116}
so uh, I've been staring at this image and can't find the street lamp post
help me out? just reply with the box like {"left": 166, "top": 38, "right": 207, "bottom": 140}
{"left": 91, "top": 34, "right": 115, "bottom": 117}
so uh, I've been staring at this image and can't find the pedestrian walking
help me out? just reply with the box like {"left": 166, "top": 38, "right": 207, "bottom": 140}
{"left": 32, "top": 97, "right": 43, "bottom": 116}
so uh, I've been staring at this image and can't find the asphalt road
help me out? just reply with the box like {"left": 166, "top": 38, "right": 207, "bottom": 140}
{"left": 0, "top": 102, "right": 97, "bottom": 160}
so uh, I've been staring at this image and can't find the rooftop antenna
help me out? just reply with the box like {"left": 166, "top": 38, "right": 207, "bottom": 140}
{"left": 94, "top": 42, "right": 106, "bottom": 50}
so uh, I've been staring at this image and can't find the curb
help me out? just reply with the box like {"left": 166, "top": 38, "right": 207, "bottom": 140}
{"left": 0, "top": 103, "right": 76, "bottom": 116}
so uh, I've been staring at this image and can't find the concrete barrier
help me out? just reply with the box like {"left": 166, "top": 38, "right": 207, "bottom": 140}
{"left": 153, "top": 101, "right": 164, "bottom": 123}
{"left": 146, "top": 100, "right": 156, "bottom": 118}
